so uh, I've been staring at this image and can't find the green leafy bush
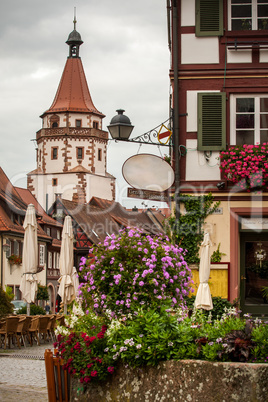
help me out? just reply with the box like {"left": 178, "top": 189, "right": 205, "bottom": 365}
{"left": 18, "top": 304, "right": 46, "bottom": 315}
{"left": 165, "top": 193, "right": 220, "bottom": 264}
{"left": 0, "top": 286, "right": 14, "bottom": 318}
{"left": 54, "top": 303, "right": 268, "bottom": 387}
{"left": 186, "top": 296, "right": 232, "bottom": 321}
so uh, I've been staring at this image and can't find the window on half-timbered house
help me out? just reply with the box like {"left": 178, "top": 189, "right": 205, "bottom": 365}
{"left": 230, "top": 95, "right": 268, "bottom": 145}
{"left": 229, "top": 0, "right": 268, "bottom": 31}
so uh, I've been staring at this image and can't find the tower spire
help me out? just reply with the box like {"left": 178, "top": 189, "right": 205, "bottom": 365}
{"left": 73, "top": 7, "right": 77, "bottom": 30}
{"left": 66, "top": 9, "right": 83, "bottom": 58}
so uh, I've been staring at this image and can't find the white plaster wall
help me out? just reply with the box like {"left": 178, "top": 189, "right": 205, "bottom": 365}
{"left": 181, "top": 0, "right": 195, "bottom": 27}
{"left": 181, "top": 34, "right": 219, "bottom": 64}
{"left": 68, "top": 138, "right": 92, "bottom": 171}
{"left": 3, "top": 239, "right": 46, "bottom": 294}
{"left": 43, "top": 114, "right": 67, "bottom": 129}
{"left": 68, "top": 113, "right": 89, "bottom": 127}
{"left": 30, "top": 171, "right": 114, "bottom": 211}
{"left": 227, "top": 49, "right": 252, "bottom": 63}
{"left": 186, "top": 90, "right": 219, "bottom": 132}
{"left": 260, "top": 49, "right": 268, "bottom": 63}
{"left": 185, "top": 139, "right": 221, "bottom": 181}
{"left": 42, "top": 139, "right": 65, "bottom": 173}
{"left": 94, "top": 142, "right": 106, "bottom": 175}
{"left": 87, "top": 175, "right": 114, "bottom": 201}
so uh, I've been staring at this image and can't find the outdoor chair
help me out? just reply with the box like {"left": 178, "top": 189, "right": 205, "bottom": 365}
{"left": 47, "top": 314, "right": 57, "bottom": 342}
{"left": 37, "top": 315, "right": 51, "bottom": 343}
{"left": 0, "top": 316, "right": 21, "bottom": 349}
{"left": 55, "top": 314, "right": 65, "bottom": 327}
{"left": 17, "top": 316, "right": 32, "bottom": 347}
{"left": 16, "top": 316, "right": 26, "bottom": 347}
{"left": 28, "top": 316, "right": 40, "bottom": 346}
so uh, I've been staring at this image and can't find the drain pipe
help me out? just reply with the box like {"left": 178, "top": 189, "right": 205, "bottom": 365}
{"left": 172, "top": 0, "right": 180, "bottom": 223}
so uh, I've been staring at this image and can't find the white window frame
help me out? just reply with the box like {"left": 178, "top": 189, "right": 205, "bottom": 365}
{"left": 39, "top": 244, "right": 45, "bottom": 266}
{"left": 56, "top": 252, "right": 60, "bottom": 269}
{"left": 48, "top": 251, "right": 52, "bottom": 269}
{"left": 230, "top": 94, "right": 268, "bottom": 145}
{"left": 228, "top": 0, "right": 268, "bottom": 31}
{"left": 14, "top": 240, "right": 19, "bottom": 256}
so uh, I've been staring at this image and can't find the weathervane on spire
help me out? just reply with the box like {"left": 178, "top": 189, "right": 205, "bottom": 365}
{"left": 73, "top": 7, "right": 77, "bottom": 30}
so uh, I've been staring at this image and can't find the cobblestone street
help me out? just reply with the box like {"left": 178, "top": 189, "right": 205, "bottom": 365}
{"left": 0, "top": 342, "right": 53, "bottom": 401}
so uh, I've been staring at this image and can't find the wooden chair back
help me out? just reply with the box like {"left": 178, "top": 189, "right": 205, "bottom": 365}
{"left": 17, "top": 316, "right": 26, "bottom": 333}
{"left": 5, "top": 316, "right": 20, "bottom": 333}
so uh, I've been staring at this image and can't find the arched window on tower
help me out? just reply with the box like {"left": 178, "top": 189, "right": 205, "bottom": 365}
{"left": 50, "top": 114, "right": 60, "bottom": 128}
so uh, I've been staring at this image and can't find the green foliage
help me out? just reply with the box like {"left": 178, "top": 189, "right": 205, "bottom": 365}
{"left": 165, "top": 193, "right": 220, "bottom": 264}
{"left": 18, "top": 304, "right": 46, "bottom": 315}
{"left": 5, "top": 286, "right": 14, "bottom": 302}
{"left": 186, "top": 296, "right": 232, "bottom": 321}
{"left": 261, "top": 286, "right": 268, "bottom": 301}
{"left": 55, "top": 304, "right": 268, "bottom": 386}
{"left": 36, "top": 284, "right": 49, "bottom": 301}
{"left": 211, "top": 243, "right": 226, "bottom": 263}
{"left": 251, "top": 321, "right": 268, "bottom": 361}
{"left": 0, "top": 286, "right": 14, "bottom": 318}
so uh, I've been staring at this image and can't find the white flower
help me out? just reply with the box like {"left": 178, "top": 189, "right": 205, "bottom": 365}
{"left": 136, "top": 344, "right": 142, "bottom": 349}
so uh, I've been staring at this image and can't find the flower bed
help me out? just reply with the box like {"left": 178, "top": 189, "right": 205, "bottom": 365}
{"left": 220, "top": 143, "right": 268, "bottom": 191}
{"left": 53, "top": 228, "right": 268, "bottom": 398}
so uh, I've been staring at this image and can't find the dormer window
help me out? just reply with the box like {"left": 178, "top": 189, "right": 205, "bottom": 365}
{"left": 50, "top": 114, "right": 60, "bottom": 128}
{"left": 76, "top": 119, "right": 82, "bottom": 127}
{"left": 93, "top": 121, "right": 99, "bottom": 129}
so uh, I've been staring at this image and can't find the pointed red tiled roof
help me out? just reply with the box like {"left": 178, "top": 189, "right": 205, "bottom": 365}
{"left": 43, "top": 58, "right": 104, "bottom": 117}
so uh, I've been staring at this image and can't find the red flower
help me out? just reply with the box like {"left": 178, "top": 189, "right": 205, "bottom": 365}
{"left": 107, "top": 366, "right": 114, "bottom": 373}
{"left": 91, "top": 370, "right": 98, "bottom": 377}
{"left": 97, "top": 332, "right": 104, "bottom": 339}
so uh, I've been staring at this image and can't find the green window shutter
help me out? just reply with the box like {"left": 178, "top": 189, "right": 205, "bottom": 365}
{"left": 197, "top": 93, "right": 226, "bottom": 151}
{"left": 196, "top": 0, "right": 223, "bottom": 37}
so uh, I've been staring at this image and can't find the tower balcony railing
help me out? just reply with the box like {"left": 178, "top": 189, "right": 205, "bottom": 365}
{"left": 36, "top": 127, "right": 108, "bottom": 140}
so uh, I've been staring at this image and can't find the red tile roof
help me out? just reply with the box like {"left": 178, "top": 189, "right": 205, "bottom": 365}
{"left": 42, "top": 58, "right": 105, "bottom": 117}
{"left": 15, "top": 187, "right": 62, "bottom": 227}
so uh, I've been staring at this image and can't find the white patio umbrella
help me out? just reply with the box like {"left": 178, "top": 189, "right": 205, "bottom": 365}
{"left": 71, "top": 266, "right": 79, "bottom": 298}
{"left": 19, "top": 204, "right": 38, "bottom": 315}
{"left": 194, "top": 232, "right": 213, "bottom": 310}
{"left": 58, "top": 216, "right": 75, "bottom": 314}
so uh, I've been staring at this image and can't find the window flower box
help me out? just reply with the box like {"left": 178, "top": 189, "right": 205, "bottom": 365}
{"left": 7, "top": 254, "right": 22, "bottom": 265}
{"left": 220, "top": 143, "right": 268, "bottom": 192}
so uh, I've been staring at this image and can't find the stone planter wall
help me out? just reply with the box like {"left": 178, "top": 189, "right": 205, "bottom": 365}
{"left": 70, "top": 359, "right": 268, "bottom": 402}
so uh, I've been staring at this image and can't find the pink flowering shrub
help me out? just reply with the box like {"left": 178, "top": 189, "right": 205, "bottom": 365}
{"left": 220, "top": 143, "right": 268, "bottom": 191}
{"left": 78, "top": 227, "right": 194, "bottom": 316}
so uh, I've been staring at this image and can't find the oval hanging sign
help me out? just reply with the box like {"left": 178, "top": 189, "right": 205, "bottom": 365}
{"left": 122, "top": 154, "right": 174, "bottom": 191}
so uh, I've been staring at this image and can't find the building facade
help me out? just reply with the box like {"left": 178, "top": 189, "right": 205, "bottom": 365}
{"left": 27, "top": 22, "right": 115, "bottom": 212}
{"left": 169, "top": 0, "right": 268, "bottom": 316}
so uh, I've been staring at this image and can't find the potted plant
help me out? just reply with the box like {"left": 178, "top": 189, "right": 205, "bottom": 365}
{"left": 7, "top": 254, "right": 22, "bottom": 265}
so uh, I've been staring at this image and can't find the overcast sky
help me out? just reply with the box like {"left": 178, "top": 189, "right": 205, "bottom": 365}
{"left": 0, "top": 0, "right": 171, "bottom": 210}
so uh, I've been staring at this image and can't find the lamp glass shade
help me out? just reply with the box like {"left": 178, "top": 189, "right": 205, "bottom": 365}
{"left": 107, "top": 109, "right": 134, "bottom": 140}
{"left": 108, "top": 123, "right": 134, "bottom": 140}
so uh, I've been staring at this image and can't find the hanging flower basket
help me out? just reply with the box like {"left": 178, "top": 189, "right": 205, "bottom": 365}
{"left": 8, "top": 254, "right": 22, "bottom": 265}
{"left": 220, "top": 143, "right": 268, "bottom": 192}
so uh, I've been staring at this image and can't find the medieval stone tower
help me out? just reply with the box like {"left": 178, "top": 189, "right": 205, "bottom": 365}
{"left": 27, "top": 20, "right": 115, "bottom": 211}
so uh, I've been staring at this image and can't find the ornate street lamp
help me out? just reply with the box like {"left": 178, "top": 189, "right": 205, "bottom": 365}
{"left": 107, "top": 109, "right": 171, "bottom": 147}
